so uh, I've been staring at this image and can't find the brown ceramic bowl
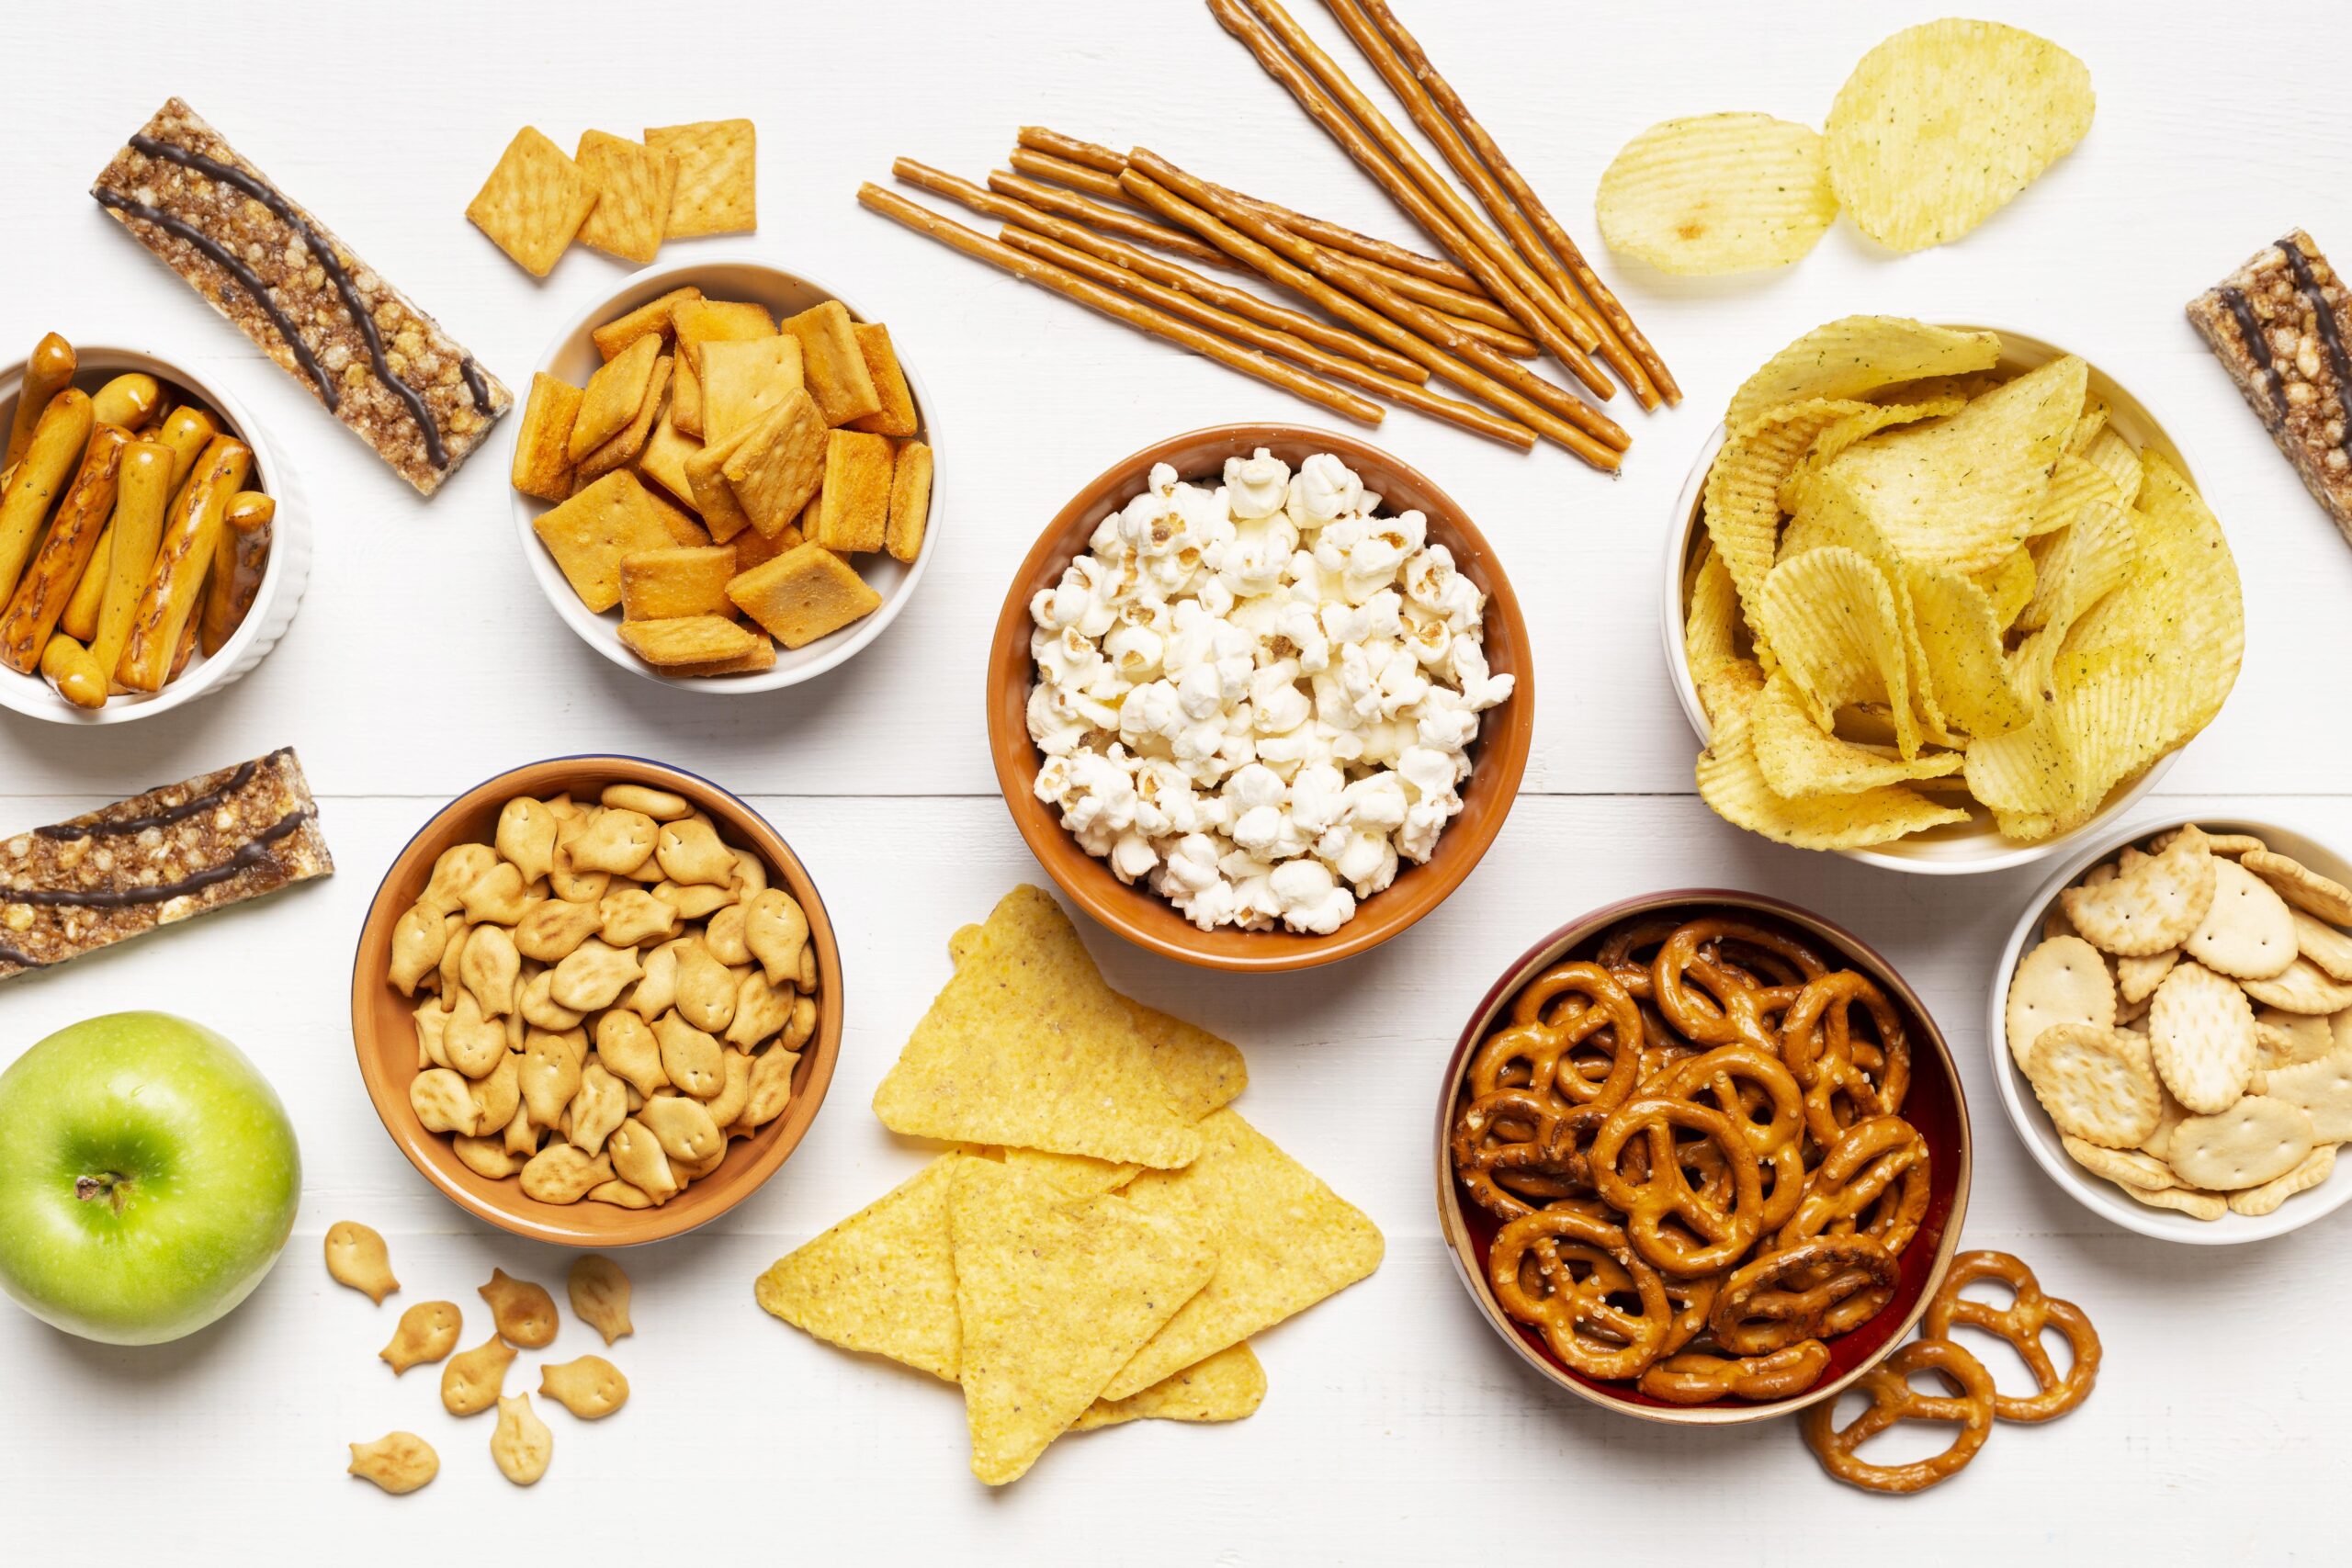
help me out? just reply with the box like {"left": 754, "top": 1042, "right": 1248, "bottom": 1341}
{"left": 1434, "top": 890, "right": 1972, "bottom": 1425}
{"left": 350, "top": 756, "right": 843, "bottom": 1247}
{"left": 988, "top": 425, "right": 1532, "bottom": 972}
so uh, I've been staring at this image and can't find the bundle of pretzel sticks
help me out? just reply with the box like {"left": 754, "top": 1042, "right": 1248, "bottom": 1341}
{"left": 854, "top": 0, "right": 1675, "bottom": 473}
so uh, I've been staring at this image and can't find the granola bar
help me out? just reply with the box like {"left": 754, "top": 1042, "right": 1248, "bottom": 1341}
{"left": 0, "top": 748, "right": 332, "bottom": 979}
{"left": 2188, "top": 230, "right": 2352, "bottom": 546}
{"left": 91, "top": 99, "right": 511, "bottom": 495}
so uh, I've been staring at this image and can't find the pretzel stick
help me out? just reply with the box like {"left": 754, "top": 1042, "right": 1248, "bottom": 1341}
{"left": 1018, "top": 126, "right": 1481, "bottom": 290}
{"left": 1118, "top": 165, "right": 1620, "bottom": 469}
{"left": 1009, "top": 148, "right": 1135, "bottom": 206}
{"left": 858, "top": 185, "right": 1383, "bottom": 426}
{"left": 1127, "top": 158, "right": 1626, "bottom": 454}
{"left": 1353, "top": 0, "right": 1679, "bottom": 406}
{"left": 1000, "top": 228, "right": 1533, "bottom": 449}
{"left": 1205, "top": 0, "right": 1611, "bottom": 400}
{"left": 894, "top": 158, "right": 1424, "bottom": 380}
{"left": 981, "top": 170, "right": 1241, "bottom": 272}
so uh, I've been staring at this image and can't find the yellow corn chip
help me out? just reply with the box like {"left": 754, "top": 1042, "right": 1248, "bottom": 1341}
{"left": 511, "top": 372, "right": 582, "bottom": 502}
{"left": 570, "top": 333, "right": 661, "bottom": 463}
{"left": 1727, "top": 317, "right": 1999, "bottom": 430}
{"left": 465, "top": 127, "right": 597, "bottom": 276}
{"left": 532, "top": 471, "right": 686, "bottom": 613}
{"left": 574, "top": 130, "right": 678, "bottom": 265}
{"left": 647, "top": 118, "right": 756, "bottom": 236}
{"left": 991, "top": 1145, "right": 1143, "bottom": 1196}
{"left": 1073, "top": 1342, "right": 1266, "bottom": 1433}
{"left": 1102, "top": 1109, "right": 1382, "bottom": 1401}
{"left": 950, "top": 1158, "right": 1216, "bottom": 1486}
{"left": 752, "top": 1155, "right": 962, "bottom": 1381}
{"left": 871, "top": 886, "right": 1226, "bottom": 1168}
{"left": 701, "top": 336, "right": 805, "bottom": 447}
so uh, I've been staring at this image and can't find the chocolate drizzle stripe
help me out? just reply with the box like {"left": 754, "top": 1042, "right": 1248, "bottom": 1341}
{"left": 1, "top": 808, "right": 311, "bottom": 908}
{"left": 127, "top": 134, "right": 450, "bottom": 469}
{"left": 34, "top": 748, "right": 288, "bottom": 840}
{"left": 460, "top": 357, "right": 495, "bottom": 417}
{"left": 0, "top": 942, "right": 46, "bottom": 971}
{"left": 2219, "top": 287, "right": 2280, "bottom": 412}
{"left": 2278, "top": 233, "right": 2352, "bottom": 451}
{"left": 94, "top": 189, "right": 337, "bottom": 407}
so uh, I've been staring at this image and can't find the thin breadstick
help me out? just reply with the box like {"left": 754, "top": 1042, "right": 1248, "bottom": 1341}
{"left": 1000, "top": 227, "right": 1532, "bottom": 449}
{"left": 1353, "top": 0, "right": 1679, "bottom": 404}
{"left": 983, "top": 171, "right": 1238, "bottom": 271}
{"left": 894, "top": 158, "right": 1425, "bottom": 381}
{"left": 1120, "top": 164, "right": 1620, "bottom": 470}
{"left": 856, "top": 185, "right": 1383, "bottom": 426}
{"left": 1018, "top": 126, "right": 1482, "bottom": 291}
{"left": 1206, "top": 0, "right": 1611, "bottom": 399}
{"left": 1008, "top": 148, "right": 1135, "bottom": 206}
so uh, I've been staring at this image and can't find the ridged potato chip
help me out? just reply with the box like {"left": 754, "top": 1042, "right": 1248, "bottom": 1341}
{"left": 1826, "top": 19, "right": 2094, "bottom": 253}
{"left": 1904, "top": 561, "right": 2034, "bottom": 739}
{"left": 1596, "top": 113, "right": 1837, "bottom": 276}
{"left": 1779, "top": 397, "right": 1967, "bottom": 519}
{"left": 1705, "top": 399, "right": 1873, "bottom": 635}
{"left": 1726, "top": 317, "right": 1998, "bottom": 430}
{"left": 1750, "top": 669, "right": 1962, "bottom": 800}
{"left": 1755, "top": 546, "right": 1920, "bottom": 757}
{"left": 1683, "top": 545, "right": 1741, "bottom": 694}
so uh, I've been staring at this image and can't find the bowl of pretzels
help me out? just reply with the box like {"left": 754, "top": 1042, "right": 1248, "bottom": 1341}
{"left": 1435, "top": 892, "right": 1972, "bottom": 1425}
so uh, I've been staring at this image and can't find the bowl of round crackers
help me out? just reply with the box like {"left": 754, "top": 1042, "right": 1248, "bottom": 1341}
{"left": 1995, "top": 818, "right": 2352, "bottom": 1242}
{"left": 1665, "top": 317, "right": 2238, "bottom": 874}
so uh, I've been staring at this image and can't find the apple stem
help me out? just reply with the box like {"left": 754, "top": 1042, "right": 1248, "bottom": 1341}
{"left": 74, "top": 1172, "right": 130, "bottom": 1212}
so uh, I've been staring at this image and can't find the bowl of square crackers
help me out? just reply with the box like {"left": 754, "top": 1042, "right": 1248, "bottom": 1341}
{"left": 510, "top": 257, "right": 937, "bottom": 691}
{"left": 1996, "top": 818, "right": 2352, "bottom": 1242}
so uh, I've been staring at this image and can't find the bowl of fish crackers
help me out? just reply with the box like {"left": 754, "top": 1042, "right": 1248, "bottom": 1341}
{"left": 1995, "top": 818, "right": 2352, "bottom": 1242}
{"left": 510, "top": 257, "right": 938, "bottom": 691}
{"left": 1667, "top": 317, "right": 2241, "bottom": 874}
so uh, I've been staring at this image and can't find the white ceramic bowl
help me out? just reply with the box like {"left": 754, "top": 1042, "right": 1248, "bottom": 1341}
{"left": 514, "top": 256, "right": 939, "bottom": 693}
{"left": 1991, "top": 815, "right": 2352, "bottom": 1244}
{"left": 0, "top": 343, "right": 309, "bottom": 725}
{"left": 1660, "top": 324, "right": 2203, "bottom": 874}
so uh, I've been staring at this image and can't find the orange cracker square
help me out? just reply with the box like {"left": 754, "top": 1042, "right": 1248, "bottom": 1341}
{"left": 466, "top": 128, "right": 598, "bottom": 276}
{"left": 846, "top": 322, "right": 919, "bottom": 437}
{"left": 701, "top": 336, "right": 805, "bottom": 446}
{"left": 646, "top": 118, "right": 756, "bottom": 237}
{"left": 781, "top": 300, "right": 882, "bottom": 426}
{"left": 574, "top": 130, "right": 678, "bottom": 265}
{"left": 722, "top": 388, "right": 830, "bottom": 538}
{"left": 887, "top": 439, "right": 932, "bottom": 563}
{"left": 511, "top": 372, "right": 582, "bottom": 502}
{"left": 728, "top": 543, "right": 881, "bottom": 649}
{"left": 593, "top": 285, "right": 702, "bottom": 361}
{"left": 533, "top": 470, "right": 684, "bottom": 612}
{"left": 812, "top": 428, "right": 894, "bottom": 554}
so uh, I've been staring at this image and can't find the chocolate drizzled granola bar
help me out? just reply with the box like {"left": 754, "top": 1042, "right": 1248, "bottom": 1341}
{"left": 2188, "top": 230, "right": 2352, "bottom": 545}
{"left": 0, "top": 748, "right": 332, "bottom": 979}
{"left": 91, "top": 99, "right": 510, "bottom": 495}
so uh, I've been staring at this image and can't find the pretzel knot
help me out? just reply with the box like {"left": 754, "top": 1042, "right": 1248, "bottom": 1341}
{"left": 1589, "top": 1095, "right": 1765, "bottom": 1277}
{"left": 1638, "top": 1339, "right": 1831, "bottom": 1406}
{"left": 1777, "top": 1114, "right": 1933, "bottom": 1261}
{"left": 1490, "top": 961, "right": 1645, "bottom": 1111}
{"left": 1803, "top": 1338, "right": 1996, "bottom": 1495}
{"left": 1922, "top": 1250, "right": 2102, "bottom": 1423}
{"left": 1709, "top": 1235, "right": 1898, "bottom": 1356}
{"left": 1451, "top": 1089, "right": 1604, "bottom": 1221}
{"left": 1781, "top": 970, "right": 1912, "bottom": 1143}
{"left": 1487, "top": 1207, "right": 1672, "bottom": 1381}
{"left": 1654, "top": 1043, "right": 1809, "bottom": 1230}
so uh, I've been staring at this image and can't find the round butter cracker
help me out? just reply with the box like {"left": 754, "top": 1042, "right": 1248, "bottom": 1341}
{"left": 2241, "top": 957, "right": 2352, "bottom": 1016}
{"left": 2005, "top": 934, "right": 2116, "bottom": 1069}
{"left": 2024, "top": 1022, "right": 2161, "bottom": 1148}
{"left": 2060, "top": 1134, "right": 2174, "bottom": 1191}
{"left": 2265, "top": 1050, "right": 2352, "bottom": 1142}
{"left": 2122, "top": 1182, "right": 2226, "bottom": 1221}
{"left": 2149, "top": 960, "right": 2257, "bottom": 1113}
{"left": 2060, "top": 826, "right": 2216, "bottom": 956}
{"left": 2291, "top": 910, "right": 2352, "bottom": 983}
{"left": 2184, "top": 858, "right": 2298, "bottom": 980}
{"left": 2242, "top": 850, "right": 2352, "bottom": 926}
{"left": 2167, "top": 1096, "right": 2315, "bottom": 1191}
{"left": 2226, "top": 1142, "right": 2336, "bottom": 1217}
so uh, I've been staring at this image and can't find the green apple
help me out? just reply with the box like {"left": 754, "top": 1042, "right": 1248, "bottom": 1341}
{"left": 0, "top": 1012, "right": 300, "bottom": 1345}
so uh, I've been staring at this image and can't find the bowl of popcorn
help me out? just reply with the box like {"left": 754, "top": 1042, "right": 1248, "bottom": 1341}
{"left": 1993, "top": 817, "right": 2352, "bottom": 1243}
{"left": 988, "top": 426, "right": 1532, "bottom": 971}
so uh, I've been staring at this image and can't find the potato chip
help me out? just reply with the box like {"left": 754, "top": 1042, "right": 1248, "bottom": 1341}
{"left": 1696, "top": 660, "right": 1968, "bottom": 850}
{"left": 1903, "top": 561, "right": 2033, "bottom": 739}
{"left": 2067, "top": 400, "right": 2109, "bottom": 454}
{"left": 1755, "top": 545, "right": 1920, "bottom": 757}
{"left": 1825, "top": 19, "right": 2094, "bottom": 253}
{"left": 1750, "top": 669, "right": 1962, "bottom": 799}
{"left": 1973, "top": 547, "right": 2035, "bottom": 632}
{"left": 752, "top": 1155, "right": 962, "bottom": 1381}
{"left": 950, "top": 1158, "right": 1216, "bottom": 1485}
{"left": 2027, "top": 451, "right": 2125, "bottom": 538}
{"left": 532, "top": 471, "right": 685, "bottom": 613}
{"left": 1704, "top": 398, "right": 1871, "bottom": 633}
{"left": 2078, "top": 426, "right": 2144, "bottom": 508}
{"left": 1595, "top": 113, "right": 1836, "bottom": 276}
{"left": 1682, "top": 544, "right": 1740, "bottom": 694}
{"left": 1103, "top": 1109, "right": 1383, "bottom": 1402}
{"left": 2018, "top": 495, "right": 2132, "bottom": 639}
{"left": 869, "top": 886, "right": 1232, "bottom": 1166}
{"left": 574, "top": 130, "right": 677, "bottom": 265}
{"left": 1726, "top": 317, "right": 1998, "bottom": 430}
{"left": 466, "top": 128, "right": 598, "bottom": 276}
{"left": 646, "top": 118, "right": 756, "bottom": 237}
{"left": 1072, "top": 1342, "right": 1266, "bottom": 1433}
{"left": 1825, "top": 355, "right": 2086, "bottom": 574}
{"left": 1779, "top": 397, "right": 1967, "bottom": 517}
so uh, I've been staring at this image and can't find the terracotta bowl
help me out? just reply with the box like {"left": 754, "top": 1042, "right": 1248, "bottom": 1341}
{"left": 988, "top": 424, "right": 1532, "bottom": 972}
{"left": 1433, "top": 890, "right": 1972, "bottom": 1424}
{"left": 350, "top": 756, "right": 842, "bottom": 1247}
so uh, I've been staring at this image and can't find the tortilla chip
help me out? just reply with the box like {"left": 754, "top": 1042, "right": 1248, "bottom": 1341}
{"left": 1073, "top": 1342, "right": 1266, "bottom": 1432}
{"left": 992, "top": 1145, "right": 1144, "bottom": 1196}
{"left": 574, "top": 130, "right": 677, "bottom": 265}
{"left": 949, "top": 1158, "right": 1216, "bottom": 1486}
{"left": 871, "top": 887, "right": 1228, "bottom": 1167}
{"left": 752, "top": 1155, "right": 963, "bottom": 1381}
{"left": 646, "top": 118, "right": 756, "bottom": 236}
{"left": 1102, "top": 1109, "right": 1383, "bottom": 1400}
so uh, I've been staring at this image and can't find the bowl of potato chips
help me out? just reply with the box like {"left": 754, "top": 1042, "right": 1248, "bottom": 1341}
{"left": 1666, "top": 317, "right": 2242, "bottom": 874}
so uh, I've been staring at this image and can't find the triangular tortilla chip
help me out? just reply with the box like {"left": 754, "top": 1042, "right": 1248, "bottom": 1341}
{"left": 1102, "top": 1110, "right": 1383, "bottom": 1402}
{"left": 752, "top": 1155, "right": 962, "bottom": 1381}
{"left": 1072, "top": 1342, "right": 1266, "bottom": 1432}
{"left": 950, "top": 1159, "right": 1216, "bottom": 1485}
{"left": 874, "top": 887, "right": 1225, "bottom": 1167}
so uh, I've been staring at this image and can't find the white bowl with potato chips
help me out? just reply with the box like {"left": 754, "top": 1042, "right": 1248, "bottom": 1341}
{"left": 1665, "top": 319, "right": 2240, "bottom": 873}
{"left": 1992, "top": 818, "right": 2352, "bottom": 1244}
{"left": 512, "top": 255, "right": 938, "bottom": 693}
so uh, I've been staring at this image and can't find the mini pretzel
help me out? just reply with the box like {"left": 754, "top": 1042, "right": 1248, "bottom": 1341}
{"left": 1781, "top": 970, "right": 1911, "bottom": 1141}
{"left": 1778, "top": 1114, "right": 1932, "bottom": 1260}
{"left": 1487, "top": 1207, "right": 1671, "bottom": 1380}
{"left": 1803, "top": 1338, "right": 1996, "bottom": 1495}
{"left": 1452, "top": 1089, "right": 1595, "bottom": 1221}
{"left": 1655, "top": 1044, "right": 1809, "bottom": 1230}
{"left": 1639, "top": 1339, "right": 1831, "bottom": 1406}
{"left": 1922, "top": 1250, "right": 2102, "bottom": 1423}
{"left": 1589, "top": 1096, "right": 1764, "bottom": 1277}
{"left": 1658, "top": 1270, "right": 1723, "bottom": 1358}
{"left": 1492, "top": 961, "right": 1645, "bottom": 1111}
{"left": 1651, "top": 919, "right": 1808, "bottom": 1054}
{"left": 1710, "top": 1235, "right": 1898, "bottom": 1356}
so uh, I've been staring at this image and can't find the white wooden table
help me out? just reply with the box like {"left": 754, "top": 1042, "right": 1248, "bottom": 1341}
{"left": 6, "top": 1, "right": 2347, "bottom": 1558}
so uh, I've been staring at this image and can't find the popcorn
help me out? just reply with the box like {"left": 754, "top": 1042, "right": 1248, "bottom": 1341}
{"left": 1026, "top": 449, "right": 1510, "bottom": 935}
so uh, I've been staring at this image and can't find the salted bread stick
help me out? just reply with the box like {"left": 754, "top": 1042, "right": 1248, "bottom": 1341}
{"left": 0, "top": 424, "right": 130, "bottom": 672}
{"left": 88, "top": 440, "right": 173, "bottom": 682}
{"left": 117, "top": 434, "right": 249, "bottom": 692}
{"left": 985, "top": 171, "right": 1238, "bottom": 272}
{"left": 6, "top": 334, "right": 76, "bottom": 468}
{"left": 198, "top": 490, "right": 273, "bottom": 656}
{"left": 0, "top": 389, "right": 95, "bottom": 597}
